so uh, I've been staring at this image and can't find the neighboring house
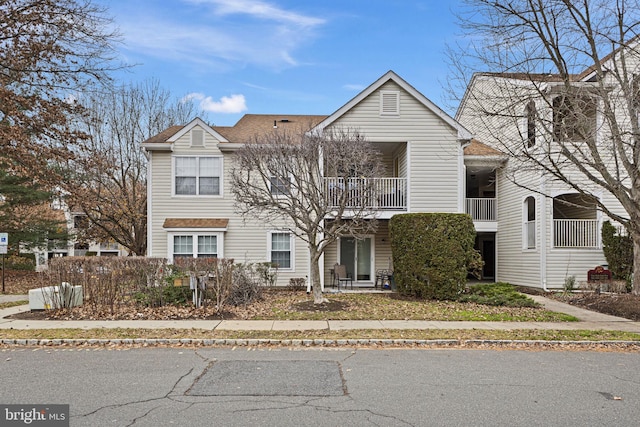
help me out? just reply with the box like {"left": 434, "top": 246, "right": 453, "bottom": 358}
{"left": 143, "top": 70, "right": 498, "bottom": 289}
{"left": 456, "top": 52, "right": 633, "bottom": 289}
{"left": 34, "top": 203, "right": 125, "bottom": 271}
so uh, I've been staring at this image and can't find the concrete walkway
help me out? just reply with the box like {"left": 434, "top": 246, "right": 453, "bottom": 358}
{"left": 1, "top": 293, "right": 640, "bottom": 333}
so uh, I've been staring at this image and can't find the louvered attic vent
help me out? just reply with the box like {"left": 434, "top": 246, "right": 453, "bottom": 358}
{"left": 380, "top": 91, "right": 400, "bottom": 116}
{"left": 191, "top": 129, "right": 204, "bottom": 147}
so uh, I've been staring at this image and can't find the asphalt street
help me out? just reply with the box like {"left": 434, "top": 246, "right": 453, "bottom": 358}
{"left": 1, "top": 347, "right": 639, "bottom": 426}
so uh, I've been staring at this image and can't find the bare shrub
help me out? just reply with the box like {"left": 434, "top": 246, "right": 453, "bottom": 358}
{"left": 42, "top": 257, "right": 168, "bottom": 315}
{"left": 288, "top": 277, "right": 307, "bottom": 291}
{"left": 229, "top": 264, "right": 263, "bottom": 307}
{"left": 174, "top": 257, "right": 235, "bottom": 313}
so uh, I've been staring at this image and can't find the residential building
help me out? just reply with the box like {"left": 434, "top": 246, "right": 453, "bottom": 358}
{"left": 34, "top": 205, "right": 125, "bottom": 271}
{"left": 456, "top": 48, "right": 634, "bottom": 288}
{"left": 143, "top": 71, "right": 502, "bottom": 289}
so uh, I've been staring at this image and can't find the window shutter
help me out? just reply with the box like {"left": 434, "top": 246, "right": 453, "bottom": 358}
{"left": 380, "top": 91, "right": 400, "bottom": 116}
{"left": 191, "top": 129, "right": 204, "bottom": 147}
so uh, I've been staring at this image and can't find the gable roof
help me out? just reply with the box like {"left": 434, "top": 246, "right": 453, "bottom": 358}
{"left": 167, "top": 117, "right": 229, "bottom": 143}
{"left": 314, "top": 70, "right": 473, "bottom": 140}
{"left": 142, "top": 125, "right": 183, "bottom": 144}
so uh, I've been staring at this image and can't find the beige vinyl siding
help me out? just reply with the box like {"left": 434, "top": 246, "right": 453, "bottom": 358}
{"left": 149, "top": 126, "right": 309, "bottom": 285}
{"left": 494, "top": 169, "right": 542, "bottom": 287}
{"left": 394, "top": 145, "right": 408, "bottom": 177}
{"left": 327, "top": 81, "right": 461, "bottom": 213}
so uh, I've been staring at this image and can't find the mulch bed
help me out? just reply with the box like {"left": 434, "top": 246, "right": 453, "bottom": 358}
{"left": 552, "top": 293, "right": 640, "bottom": 322}
{"left": 5, "top": 269, "right": 640, "bottom": 321}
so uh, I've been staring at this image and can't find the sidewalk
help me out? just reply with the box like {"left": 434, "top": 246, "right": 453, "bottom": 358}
{"left": 2, "top": 294, "right": 640, "bottom": 333}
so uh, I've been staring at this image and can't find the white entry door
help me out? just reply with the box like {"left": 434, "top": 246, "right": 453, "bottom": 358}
{"left": 339, "top": 237, "right": 373, "bottom": 282}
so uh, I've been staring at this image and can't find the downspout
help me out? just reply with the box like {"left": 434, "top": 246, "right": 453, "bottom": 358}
{"left": 145, "top": 149, "right": 153, "bottom": 256}
{"left": 540, "top": 174, "right": 548, "bottom": 292}
{"left": 459, "top": 139, "right": 472, "bottom": 213}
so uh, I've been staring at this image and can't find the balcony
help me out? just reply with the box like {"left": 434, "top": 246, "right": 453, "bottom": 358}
{"left": 465, "top": 198, "right": 496, "bottom": 221}
{"left": 324, "top": 177, "right": 407, "bottom": 210}
{"left": 554, "top": 219, "right": 599, "bottom": 248}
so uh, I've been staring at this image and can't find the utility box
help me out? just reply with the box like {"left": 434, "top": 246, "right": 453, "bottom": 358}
{"left": 29, "top": 283, "right": 83, "bottom": 310}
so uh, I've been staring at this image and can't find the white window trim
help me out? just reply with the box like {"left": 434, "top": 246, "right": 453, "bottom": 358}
{"left": 522, "top": 195, "right": 537, "bottom": 251}
{"left": 166, "top": 231, "right": 224, "bottom": 264}
{"left": 172, "top": 155, "right": 223, "bottom": 197}
{"left": 267, "top": 231, "right": 295, "bottom": 271}
{"left": 380, "top": 90, "right": 400, "bottom": 116}
{"left": 269, "top": 174, "right": 292, "bottom": 197}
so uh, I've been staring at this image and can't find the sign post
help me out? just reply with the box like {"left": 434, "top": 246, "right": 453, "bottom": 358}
{"left": 0, "top": 233, "right": 7, "bottom": 293}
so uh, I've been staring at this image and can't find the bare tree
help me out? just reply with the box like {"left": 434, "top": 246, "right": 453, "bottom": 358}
{"left": 0, "top": 0, "right": 121, "bottom": 179}
{"left": 63, "top": 79, "right": 201, "bottom": 255}
{"left": 450, "top": 0, "right": 640, "bottom": 292}
{"left": 231, "top": 127, "right": 385, "bottom": 303}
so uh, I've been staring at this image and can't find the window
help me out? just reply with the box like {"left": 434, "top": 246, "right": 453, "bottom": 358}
{"left": 172, "top": 234, "right": 220, "bottom": 259}
{"left": 197, "top": 235, "right": 217, "bottom": 258}
{"left": 173, "top": 235, "right": 193, "bottom": 258}
{"left": 525, "top": 101, "right": 536, "bottom": 148}
{"left": 552, "top": 94, "right": 596, "bottom": 143}
{"left": 380, "top": 91, "right": 400, "bottom": 116}
{"left": 269, "top": 232, "right": 292, "bottom": 269}
{"left": 270, "top": 175, "right": 290, "bottom": 196}
{"left": 174, "top": 156, "right": 221, "bottom": 195}
{"left": 524, "top": 196, "right": 536, "bottom": 249}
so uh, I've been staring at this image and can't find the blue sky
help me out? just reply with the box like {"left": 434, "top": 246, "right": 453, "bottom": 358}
{"left": 101, "top": 0, "right": 463, "bottom": 126}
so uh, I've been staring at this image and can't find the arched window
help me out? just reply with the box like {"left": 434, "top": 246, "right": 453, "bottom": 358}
{"left": 524, "top": 196, "right": 536, "bottom": 249}
{"left": 525, "top": 101, "right": 536, "bottom": 148}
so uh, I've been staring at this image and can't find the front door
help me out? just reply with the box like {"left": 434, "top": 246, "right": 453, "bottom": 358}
{"left": 340, "top": 237, "right": 373, "bottom": 282}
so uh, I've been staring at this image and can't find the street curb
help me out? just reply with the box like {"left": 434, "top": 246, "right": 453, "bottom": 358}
{"left": 1, "top": 338, "right": 639, "bottom": 349}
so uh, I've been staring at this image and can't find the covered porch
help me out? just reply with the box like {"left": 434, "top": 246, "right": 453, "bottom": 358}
{"left": 322, "top": 220, "right": 394, "bottom": 290}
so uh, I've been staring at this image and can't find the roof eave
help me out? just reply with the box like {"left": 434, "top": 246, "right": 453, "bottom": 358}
{"left": 141, "top": 142, "right": 174, "bottom": 152}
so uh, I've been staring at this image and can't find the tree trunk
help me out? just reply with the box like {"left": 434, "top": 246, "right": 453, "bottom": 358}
{"left": 632, "top": 231, "right": 640, "bottom": 295}
{"left": 309, "top": 249, "right": 328, "bottom": 304}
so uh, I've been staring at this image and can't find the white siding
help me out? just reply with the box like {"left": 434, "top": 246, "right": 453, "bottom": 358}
{"left": 149, "top": 125, "right": 310, "bottom": 285}
{"left": 328, "top": 81, "right": 462, "bottom": 213}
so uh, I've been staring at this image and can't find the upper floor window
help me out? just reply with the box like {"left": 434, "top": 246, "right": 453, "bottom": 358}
{"left": 270, "top": 175, "right": 290, "bottom": 196}
{"left": 525, "top": 101, "right": 536, "bottom": 148}
{"left": 632, "top": 75, "right": 640, "bottom": 112}
{"left": 552, "top": 94, "right": 596, "bottom": 143}
{"left": 174, "top": 156, "right": 221, "bottom": 196}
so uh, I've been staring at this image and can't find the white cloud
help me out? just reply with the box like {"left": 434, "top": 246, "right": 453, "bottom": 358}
{"left": 184, "top": 93, "right": 248, "bottom": 113}
{"left": 189, "top": 0, "right": 325, "bottom": 27}
{"left": 118, "top": 1, "right": 326, "bottom": 71}
{"left": 343, "top": 84, "right": 366, "bottom": 91}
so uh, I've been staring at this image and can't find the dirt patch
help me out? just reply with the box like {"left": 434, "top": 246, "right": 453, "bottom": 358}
{"left": 290, "top": 299, "right": 349, "bottom": 312}
{"left": 552, "top": 293, "right": 640, "bottom": 321}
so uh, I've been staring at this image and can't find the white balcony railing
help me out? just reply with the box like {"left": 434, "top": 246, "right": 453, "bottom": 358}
{"left": 324, "top": 177, "right": 407, "bottom": 210}
{"left": 465, "top": 198, "right": 496, "bottom": 221}
{"left": 554, "top": 219, "right": 599, "bottom": 248}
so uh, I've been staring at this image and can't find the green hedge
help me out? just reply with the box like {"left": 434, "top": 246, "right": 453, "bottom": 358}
{"left": 602, "top": 221, "right": 633, "bottom": 284}
{"left": 390, "top": 213, "right": 482, "bottom": 299}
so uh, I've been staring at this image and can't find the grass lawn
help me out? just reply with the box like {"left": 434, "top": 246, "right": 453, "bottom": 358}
{"left": 0, "top": 328, "right": 639, "bottom": 343}
{"left": 263, "top": 292, "right": 577, "bottom": 322}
